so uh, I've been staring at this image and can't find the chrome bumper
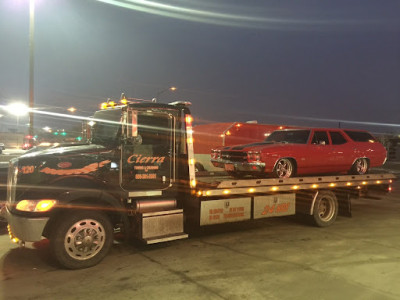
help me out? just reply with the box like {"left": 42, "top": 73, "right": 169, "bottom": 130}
{"left": 2, "top": 206, "right": 49, "bottom": 242}
{"left": 211, "top": 159, "right": 265, "bottom": 172}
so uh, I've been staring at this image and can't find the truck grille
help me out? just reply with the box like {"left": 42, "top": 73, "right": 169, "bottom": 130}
{"left": 221, "top": 151, "right": 247, "bottom": 162}
{"left": 7, "top": 160, "right": 18, "bottom": 205}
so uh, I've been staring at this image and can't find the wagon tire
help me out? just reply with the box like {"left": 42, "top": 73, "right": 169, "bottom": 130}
{"left": 311, "top": 191, "right": 338, "bottom": 227}
{"left": 349, "top": 158, "right": 369, "bottom": 175}
{"left": 49, "top": 211, "right": 113, "bottom": 269}
{"left": 273, "top": 158, "right": 295, "bottom": 178}
{"left": 195, "top": 162, "right": 205, "bottom": 172}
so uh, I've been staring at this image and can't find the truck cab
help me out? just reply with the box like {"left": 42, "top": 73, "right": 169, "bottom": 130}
{"left": 2, "top": 100, "right": 194, "bottom": 269}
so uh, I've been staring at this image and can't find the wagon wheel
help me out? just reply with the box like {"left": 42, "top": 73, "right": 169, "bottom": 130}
{"left": 350, "top": 158, "right": 369, "bottom": 175}
{"left": 273, "top": 158, "right": 295, "bottom": 178}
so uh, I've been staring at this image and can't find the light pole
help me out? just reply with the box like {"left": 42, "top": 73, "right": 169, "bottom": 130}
{"left": 28, "top": 0, "right": 35, "bottom": 137}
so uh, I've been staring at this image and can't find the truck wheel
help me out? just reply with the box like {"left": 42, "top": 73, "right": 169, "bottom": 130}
{"left": 50, "top": 211, "right": 113, "bottom": 269}
{"left": 349, "top": 158, "right": 369, "bottom": 175}
{"left": 273, "top": 158, "right": 295, "bottom": 178}
{"left": 311, "top": 191, "right": 338, "bottom": 227}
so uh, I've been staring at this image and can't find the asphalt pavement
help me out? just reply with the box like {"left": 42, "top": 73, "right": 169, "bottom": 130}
{"left": 0, "top": 181, "right": 399, "bottom": 299}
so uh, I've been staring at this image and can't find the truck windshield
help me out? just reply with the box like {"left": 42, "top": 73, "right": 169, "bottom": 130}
{"left": 91, "top": 109, "right": 122, "bottom": 145}
{"left": 265, "top": 130, "right": 310, "bottom": 144}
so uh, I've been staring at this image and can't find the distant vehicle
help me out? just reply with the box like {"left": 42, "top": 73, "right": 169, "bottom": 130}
{"left": 22, "top": 143, "right": 33, "bottom": 150}
{"left": 211, "top": 128, "right": 387, "bottom": 178}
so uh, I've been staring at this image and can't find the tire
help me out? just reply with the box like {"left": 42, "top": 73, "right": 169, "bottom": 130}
{"left": 349, "top": 158, "right": 369, "bottom": 175}
{"left": 195, "top": 162, "right": 205, "bottom": 173}
{"left": 311, "top": 191, "right": 338, "bottom": 227}
{"left": 50, "top": 211, "right": 113, "bottom": 269}
{"left": 273, "top": 158, "right": 295, "bottom": 178}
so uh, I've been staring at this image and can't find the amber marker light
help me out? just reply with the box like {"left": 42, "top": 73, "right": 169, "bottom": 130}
{"left": 362, "top": 181, "right": 367, "bottom": 185}
{"left": 190, "top": 179, "right": 197, "bottom": 188}
{"left": 389, "top": 180, "right": 393, "bottom": 184}
{"left": 189, "top": 159, "right": 195, "bottom": 165}
{"left": 346, "top": 182, "right": 352, "bottom": 186}
{"left": 292, "top": 185, "right": 300, "bottom": 190}
{"left": 223, "top": 190, "right": 230, "bottom": 194}
{"left": 185, "top": 115, "right": 193, "bottom": 124}
{"left": 311, "top": 184, "right": 319, "bottom": 189}
{"left": 205, "top": 191, "right": 212, "bottom": 196}
{"left": 248, "top": 188, "right": 255, "bottom": 193}
{"left": 376, "top": 180, "right": 381, "bottom": 184}
{"left": 100, "top": 102, "right": 108, "bottom": 109}
{"left": 271, "top": 186, "right": 279, "bottom": 191}
{"left": 329, "top": 183, "right": 336, "bottom": 187}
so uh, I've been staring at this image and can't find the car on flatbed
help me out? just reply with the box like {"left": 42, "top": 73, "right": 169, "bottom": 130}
{"left": 211, "top": 128, "right": 387, "bottom": 178}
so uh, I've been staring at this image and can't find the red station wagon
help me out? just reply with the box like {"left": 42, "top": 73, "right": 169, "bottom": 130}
{"left": 211, "top": 128, "right": 387, "bottom": 178}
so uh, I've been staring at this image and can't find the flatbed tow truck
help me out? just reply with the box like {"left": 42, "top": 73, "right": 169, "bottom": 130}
{"left": 1, "top": 99, "right": 396, "bottom": 269}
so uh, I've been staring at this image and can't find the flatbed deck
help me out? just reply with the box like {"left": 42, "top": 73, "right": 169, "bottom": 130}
{"left": 196, "top": 172, "right": 396, "bottom": 196}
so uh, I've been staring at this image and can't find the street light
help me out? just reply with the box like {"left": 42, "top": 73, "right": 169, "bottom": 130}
{"left": 4, "top": 102, "right": 29, "bottom": 132}
{"left": 152, "top": 86, "right": 177, "bottom": 102}
{"left": 28, "top": 0, "right": 35, "bottom": 136}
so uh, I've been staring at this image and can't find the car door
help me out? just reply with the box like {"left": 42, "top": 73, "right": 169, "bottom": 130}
{"left": 306, "top": 130, "right": 333, "bottom": 173}
{"left": 328, "top": 130, "right": 353, "bottom": 171}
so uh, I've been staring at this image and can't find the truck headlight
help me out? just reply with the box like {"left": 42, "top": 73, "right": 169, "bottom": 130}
{"left": 16, "top": 200, "right": 57, "bottom": 212}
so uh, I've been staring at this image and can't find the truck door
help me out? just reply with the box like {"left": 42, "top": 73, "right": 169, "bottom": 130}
{"left": 121, "top": 110, "right": 174, "bottom": 191}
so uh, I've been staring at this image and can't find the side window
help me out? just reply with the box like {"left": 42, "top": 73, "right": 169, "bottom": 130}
{"left": 330, "top": 131, "right": 347, "bottom": 145}
{"left": 344, "top": 130, "right": 377, "bottom": 142}
{"left": 311, "top": 131, "right": 330, "bottom": 145}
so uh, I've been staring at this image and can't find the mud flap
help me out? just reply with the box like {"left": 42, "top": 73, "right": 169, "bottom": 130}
{"left": 336, "top": 192, "right": 352, "bottom": 217}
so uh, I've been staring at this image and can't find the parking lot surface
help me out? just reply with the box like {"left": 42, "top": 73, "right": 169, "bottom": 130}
{"left": 0, "top": 180, "right": 399, "bottom": 300}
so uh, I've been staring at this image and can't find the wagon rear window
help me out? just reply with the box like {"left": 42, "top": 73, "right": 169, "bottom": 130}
{"left": 344, "top": 131, "right": 376, "bottom": 142}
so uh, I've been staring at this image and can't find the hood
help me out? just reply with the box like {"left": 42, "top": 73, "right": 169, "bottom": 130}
{"left": 15, "top": 143, "right": 112, "bottom": 180}
{"left": 219, "top": 141, "right": 291, "bottom": 151}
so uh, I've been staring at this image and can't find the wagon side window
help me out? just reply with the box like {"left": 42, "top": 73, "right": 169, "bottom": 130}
{"left": 344, "top": 130, "right": 377, "bottom": 142}
{"left": 311, "top": 131, "right": 329, "bottom": 145}
{"left": 329, "top": 131, "right": 347, "bottom": 145}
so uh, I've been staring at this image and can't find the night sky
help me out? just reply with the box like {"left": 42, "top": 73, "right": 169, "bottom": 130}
{"left": 0, "top": 0, "right": 399, "bottom": 133}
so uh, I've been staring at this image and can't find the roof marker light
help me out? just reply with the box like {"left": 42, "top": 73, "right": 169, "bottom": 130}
{"left": 292, "top": 185, "right": 300, "bottom": 190}
{"left": 346, "top": 182, "right": 352, "bottom": 186}
{"left": 248, "top": 188, "right": 255, "bottom": 193}
{"left": 329, "top": 183, "right": 336, "bottom": 187}
{"left": 185, "top": 115, "right": 193, "bottom": 124}
{"left": 311, "top": 184, "right": 319, "bottom": 189}
{"left": 362, "top": 181, "right": 367, "bottom": 185}
{"left": 223, "top": 190, "right": 230, "bottom": 194}
{"left": 271, "top": 186, "right": 279, "bottom": 191}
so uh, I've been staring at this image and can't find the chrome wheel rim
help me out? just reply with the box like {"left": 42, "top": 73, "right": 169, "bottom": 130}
{"left": 356, "top": 159, "right": 368, "bottom": 174}
{"left": 276, "top": 159, "right": 293, "bottom": 178}
{"left": 64, "top": 219, "right": 106, "bottom": 261}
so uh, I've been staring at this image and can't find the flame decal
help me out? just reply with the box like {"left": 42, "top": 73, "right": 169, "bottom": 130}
{"left": 40, "top": 160, "right": 111, "bottom": 176}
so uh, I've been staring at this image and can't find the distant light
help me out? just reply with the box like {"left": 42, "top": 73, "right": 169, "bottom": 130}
{"left": 4, "top": 102, "right": 29, "bottom": 116}
{"left": 67, "top": 107, "right": 77, "bottom": 113}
